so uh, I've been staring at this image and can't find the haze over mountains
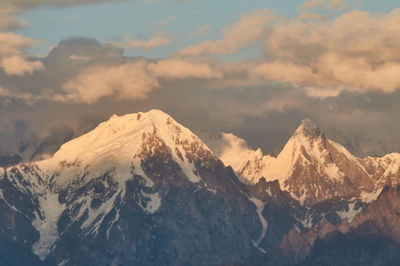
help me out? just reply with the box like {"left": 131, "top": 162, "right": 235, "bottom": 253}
{"left": 1, "top": 109, "right": 400, "bottom": 265}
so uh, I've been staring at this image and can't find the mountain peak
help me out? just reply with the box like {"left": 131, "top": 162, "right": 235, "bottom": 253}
{"left": 295, "top": 118, "right": 325, "bottom": 139}
{"left": 38, "top": 109, "right": 214, "bottom": 187}
{"left": 107, "top": 109, "right": 171, "bottom": 123}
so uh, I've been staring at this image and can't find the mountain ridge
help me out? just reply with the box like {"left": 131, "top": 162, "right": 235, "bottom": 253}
{"left": 1, "top": 110, "right": 400, "bottom": 265}
{"left": 203, "top": 119, "right": 400, "bottom": 206}
{"left": 0, "top": 109, "right": 263, "bottom": 265}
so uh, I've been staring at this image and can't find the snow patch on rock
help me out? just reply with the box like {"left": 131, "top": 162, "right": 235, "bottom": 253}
{"left": 336, "top": 201, "right": 361, "bottom": 222}
{"left": 32, "top": 193, "right": 66, "bottom": 260}
{"left": 249, "top": 197, "right": 268, "bottom": 249}
{"left": 361, "top": 188, "right": 383, "bottom": 203}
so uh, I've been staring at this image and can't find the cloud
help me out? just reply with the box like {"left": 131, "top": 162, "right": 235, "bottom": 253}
{"left": 190, "top": 24, "right": 210, "bottom": 38}
{"left": 300, "top": 0, "right": 351, "bottom": 11}
{"left": 253, "top": 61, "right": 321, "bottom": 86}
{"left": 257, "top": 9, "right": 400, "bottom": 94}
{"left": 1, "top": 55, "right": 44, "bottom": 76}
{"left": 0, "top": 15, "right": 30, "bottom": 31}
{"left": 58, "top": 61, "right": 159, "bottom": 104}
{"left": 305, "top": 87, "right": 342, "bottom": 99}
{"left": 117, "top": 31, "right": 171, "bottom": 50}
{"left": 3, "top": 8, "right": 400, "bottom": 107}
{"left": 0, "top": 32, "right": 38, "bottom": 58}
{"left": 300, "top": 0, "right": 326, "bottom": 10}
{"left": 298, "top": 12, "right": 327, "bottom": 20}
{"left": 68, "top": 55, "right": 92, "bottom": 61}
{"left": 178, "top": 9, "right": 278, "bottom": 56}
{"left": 328, "top": 0, "right": 351, "bottom": 10}
{"left": 0, "top": 0, "right": 131, "bottom": 30}
{"left": 2, "top": 6, "right": 400, "bottom": 163}
{"left": 148, "top": 59, "right": 221, "bottom": 79}
{"left": 56, "top": 58, "right": 221, "bottom": 104}
{"left": 0, "top": 33, "right": 41, "bottom": 76}
{"left": 0, "top": 38, "right": 125, "bottom": 104}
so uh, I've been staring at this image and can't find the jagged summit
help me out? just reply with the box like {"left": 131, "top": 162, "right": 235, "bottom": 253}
{"left": 206, "top": 119, "right": 400, "bottom": 206}
{"left": 295, "top": 118, "right": 325, "bottom": 139}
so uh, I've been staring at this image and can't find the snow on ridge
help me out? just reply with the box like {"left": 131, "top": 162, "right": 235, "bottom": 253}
{"left": 249, "top": 197, "right": 267, "bottom": 254}
{"left": 336, "top": 201, "right": 362, "bottom": 223}
{"left": 35, "top": 109, "right": 210, "bottom": 186}
{"left": 360, "top": 188, "right": 383, "bottom": 203}
{"left": 217, "top": 133, "right": 261, "bottom": 170}
{"left": 295, "top": 118, "right": 324, "bottom": 138}
{"left": 203, "top": 132, "right": 268, "bottom": 184}
{"left": 205, "top": 120, "right": 400, "bottom": 208}
{"left": 226, "top": 123, "right": 339, "bottom": 186}
{"left": 296, "top": 212, "right": 313, "bottom": 229}
{"left": 32, "top": 192, "right": 66, "bottom": 260}
{"left": 140, "top": 191, "right": 162, "bottom": 213}
{"left": 8, "top": 109, "right": 214, "bottom": 260}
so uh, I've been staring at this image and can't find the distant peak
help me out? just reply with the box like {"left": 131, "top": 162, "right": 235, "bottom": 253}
{"left": 295, "top": 119, "right": 325, "bottom": 139}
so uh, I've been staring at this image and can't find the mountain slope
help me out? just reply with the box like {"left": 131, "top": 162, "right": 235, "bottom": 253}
{"left": 1, "top": 111, "right": 400, "bottom": 265}
{"left": 205, "top": 119, "right": 400, "bottom": 206}
{"left": 279, "top": 185, "right": 400, "bottom": 265}
{"left": 0, "top": 110, "right": 262, "bottom": 265}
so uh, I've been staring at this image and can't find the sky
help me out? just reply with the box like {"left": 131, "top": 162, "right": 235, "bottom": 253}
{"left": 1, "top": 0, "right": 400, "bottom": 161}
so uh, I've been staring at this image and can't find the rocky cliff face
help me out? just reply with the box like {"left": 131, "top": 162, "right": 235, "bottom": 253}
{"left": 278, "top": 185, "right": 400, "bottom": 265}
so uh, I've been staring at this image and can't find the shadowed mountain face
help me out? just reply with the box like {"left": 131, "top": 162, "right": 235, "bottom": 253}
{"left": 277, "top": 185, "right": 400, "bottom": 266}
{"left": 0, "top": 110, "right": 400, "bottom": 265}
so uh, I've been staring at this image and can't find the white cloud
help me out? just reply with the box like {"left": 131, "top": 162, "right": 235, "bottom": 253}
{"left": 0, "top": 32, "right": 38, "bottom": 58}
{"left": 253, "top": 61, "right": 320, "bottom": 86}
{"left": 190, "top": 24, "right": 210, "bottom": 38}
{"left": 57, "top": 58, "right": 221, "bottom": 104}
{"left": 305, "top": 87, "right": 342, "bottom": 99}
{"left": 300, "top": 0, "right": 351, "bottom": 11}
{"left": 328, "top": 0, "right": 351, "bottom": 10}
{"left": 300, "top": 0, "right": 326, "bottom": 10}
{"left": 179, "top": 9, "right": 278, "bottom": 56}
{"left": 1, "top": 55, "right": 44, "bottom": 76}
{"left": 3, "top": 6, "right": 400, "bottom": 105}
{"left": 256, "top": 9, "right": 400, "bottom": 94}
{"left": 117, "top": 31, "right": 171, "bottom": 50}
{"left": 68, "top": 55, "right": 92, "bottom": 61}
{"left": 58, "top": 61, "right": 158, "bottom": 104}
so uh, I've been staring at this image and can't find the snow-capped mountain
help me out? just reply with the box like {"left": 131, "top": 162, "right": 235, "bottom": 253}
{"left": 1, "top": 110, "right": 400, "bottom": 266}
{"left": 204, "top": 119, "right": 400, "bottom": 206}
{"left": 0, "top": 110, "right": 262, "bottom": 265}
{"left": 202, "top": 120, "right": 400, "bottom": 265}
